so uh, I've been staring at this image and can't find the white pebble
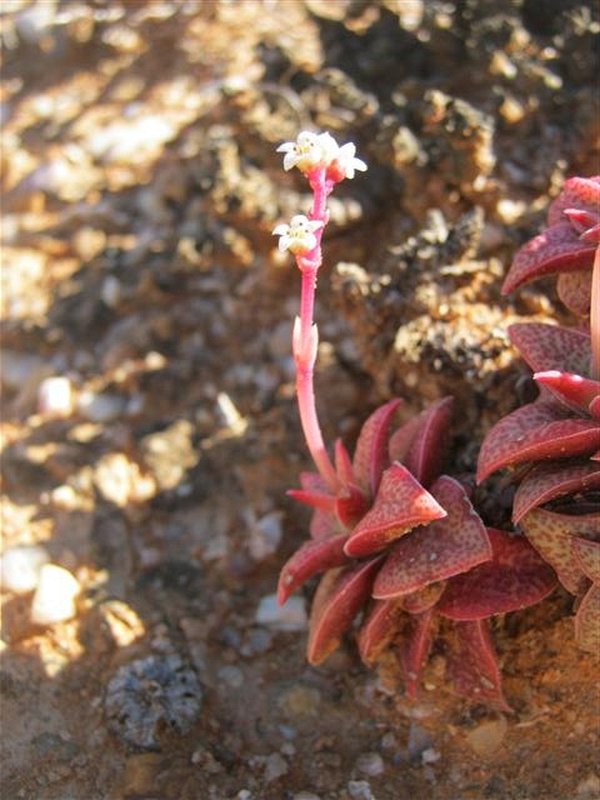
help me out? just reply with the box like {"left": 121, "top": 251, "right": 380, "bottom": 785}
{"left": 38, "top": 376, "right": 75, "bottom": 418}
{"left": 31, "top": 564, "right": 80, "bottom": 625}
{"left": 255, "top": 594, "right": 307, "bottom": 631}
{"left": 356, "top": 751, "right": 385, "bottom": 777}
{"left": 0, "top": 545, "right": 50, "bottom": 593}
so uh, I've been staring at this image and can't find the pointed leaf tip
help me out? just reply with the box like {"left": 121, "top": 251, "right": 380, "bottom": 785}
{"left": 344, "top": 463, "right": 446, "bottom": 559}
{"left": 352, "top": 399, "right": 402, "bottom": 497}
{"left": 372, "top": 475, "right": 491, "bottom": 599}
{"left": 277, "top": 534, "right": 351, "bottom": 605}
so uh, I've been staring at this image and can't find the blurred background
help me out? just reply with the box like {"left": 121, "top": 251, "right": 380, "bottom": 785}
{"left": 1, "top": 2, "right": 599, "bottom": 799}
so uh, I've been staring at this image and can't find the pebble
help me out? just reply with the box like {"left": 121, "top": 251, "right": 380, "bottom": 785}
{"left": 30, "top": 564, "right": 80, "bottom": 625}
{"left": 465, "top": 717, "right": 508, "bottom": 758}
{"left": 347, "top": 780, "right": 375, "bottom": 800}
{"left": 38, "top": 376, "right": 75, "bottom": 418}
{"left": 421, "top": 747, "right": 440, "bottom": 765}
{"left": 264, "top": 752, "right": 288, "bottom": 783}
{"left": 407, "top": 723, "right": 433, "bottom": 759}
{"left": 356, "top": 752, "right": 385, "bottom": 777}
{"left": 255, "top": 594, "right": 307, "bottom": 631}
{"left": 77, "top": 390, "right": 126, "bottom": 423}
{"left": 0, "top": 545, "right": 50, "bottom": 594}
{"left": 247, "top": 511, "right": 283, "bottom": 561}
{"left": 576, "top": 774, "right": 600, "bottom": 797}
{"left": 217, "top": 665, "right": 244, "bottom": 689}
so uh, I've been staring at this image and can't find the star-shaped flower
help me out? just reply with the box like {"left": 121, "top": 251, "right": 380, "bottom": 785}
{"left": 276, "top": 131, "right": 367, "bottom": 181}
{"left": 273, "top": 214, "right": 324, "bottom": 255}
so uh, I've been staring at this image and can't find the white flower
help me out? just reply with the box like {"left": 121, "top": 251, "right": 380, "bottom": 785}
{"left": 333, "top": 142, "right": 367, "bottom": 180}
{"left": 276, "top": 130, "right": 367, "bottom": 180}
{"left": 272, "top": 214, "right": 324, "bottom": 255}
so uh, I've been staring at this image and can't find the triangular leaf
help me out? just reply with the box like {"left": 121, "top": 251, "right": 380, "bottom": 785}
{"left": 352, "top": 399, "right": 402, "bottom": 497}
{"left": 437, "top": 528, "right": 557, "bottom": 620}
{"left": 502, "top": 222, "right": 595, "bottom": 295}
{"left": 307, "top": 557, "right": 384, "bottom": 665}
{"left": 446, "top": 620, "right": 511, "bottom": 712}
{"left": 520, "top": 507, "right": 600, "bottom": 594}
{"left": 344, "top": 463, "right": 446, "bottom": 559}
{"left": 388, "top": 414, "right": 422, "bottom": 464}
{"left": 476, "top": 400, "right": 600, "bottom": 482}
{"left": 335, "top": 438, "right": 356, "bottom": 487}
{"left": 277, "top": 534, "right": 351, "bottom": 605}
{"left": 372, "top": 476, "right": 492, "bottom": 599}
{"left": 403, "top": 397, "right": 454, "bottom": 488}
{"left": 508, "top": 322, "right": 592, "bottom": 380}
{"left": 396, "top": 608, "right": 436, "bottom": 700}
{"left": 512, "top": 460, "right": 600, "bottom": 522}
{"left": 335, "top": 483, "right": 370, "bottom": 528}
{"left": 357, "top": 598, "right": 405, "bottom": 666}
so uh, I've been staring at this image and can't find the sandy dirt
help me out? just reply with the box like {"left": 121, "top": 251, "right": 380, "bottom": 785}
{"left": 1, "top": 2, "right": 599, "bottom": 799}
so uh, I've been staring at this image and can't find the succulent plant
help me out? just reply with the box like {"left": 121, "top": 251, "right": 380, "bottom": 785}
{"left": 279, "top": 398, "right": 556, "bottom": 710}
{"left": 479, "top": 173, "right": 600, "bottom": 651}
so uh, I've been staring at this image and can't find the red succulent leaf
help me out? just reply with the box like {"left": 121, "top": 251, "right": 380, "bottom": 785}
{"left": 352, "top": 399, "right": 402, "bottom": 497}
{"left": 388, "top": 414, "right": 421, "bottom": 463}
{"left": 402, "top": 581, "right": 447, "bottom": 614}
{"left": 557, "top": 270, "right": 592, "bottom": 316}
{"left": 396, "top": 608, "right": 436, "bottom": 699}
{"left": 335, "top": 483, "right": 371, "bottom": 528}
{"left": 534, "top": 371, "right": 600, "bottom": 418}
{"left": 512, "top": 460, "right": 600, "bottom": 523}
{"left": 296, "top": 472, "right": 337, "bottom": 540}
{"left": 357, "top": 598, "right": 405, "bottom": 666}
{"left": 344, "top": 463, "right": 446, "bottom": 559}
{"left": 574, "top": 584, "right": 600, "bottom": 653}
{"left": 572, "top": 537, "right": 600, "bottom": 584}
{"left": 547, "top": 176, "right": 600, "bottom": 227}
{"left": 437, "top": 528, "right": 557, "bottom": 620}
{"left": 334, "top": 438, "right": 356, "bottom": 487}
{"left": 372, "top": 476, "right": 492, "bottom": 599}
{"left": 277, "top": 534, "right": 351, "bottom": 605}
{"left": 520, "top": 507, "right": 600, "bottom": 594}
{"left": 476, "top": 400, "right": 600, "bottom": 483}
{"left": 402, "top": 396, "right": 454, "bottom": 488}
{"left": 508, "top": 323, "right": 592, "bottom": 380}
{"left": 287, "top": 488, "right": 336, "bottom": 514}
{"left": 446, "top": 620, "right": 511, "bottom": 712}
{"left": 502, "top": 222, "right": 596, "bottom": 295}
{"left": 590, "top": 396, "right": 600, "bottom": 420}
{"left": 307, "top": 557, "right": 384, "bottom": 665}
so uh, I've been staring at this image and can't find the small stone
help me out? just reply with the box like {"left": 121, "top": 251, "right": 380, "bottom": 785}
{"left": 347, "top": 780, "right": 375, "bottom": 800}
{"left": 356, "top": 752, "right": 385, "bottom": 777}
{"left": 101, "top": 275, "right": 121, "bottom": 308}
{"left": 255, "top": 594, "right": 307, "bottom": 631}
{"left": 31, "top": 564, "right": 80, "bottom": 625}
{"left": 264, "top": 752, "right": 288, "bottom": 783}
{"left": 279, "top": 685, "right": 321, "bottom": 717}
{"left": 38, "top": 376, "right": 75, "bottom": 418}
{"left": 247, "top": 511, "right": 283, "bottom": 561}
{"left": 407, "top": 723, "right": 433, "bottom": 759}
{"left": 77, "top": 391, "right": 126, "bottom": 423}
{"left": 217, "top": 665, "right": 244, "bottom": 689}
{"left": 576, "top": 773, "right": 600, "bottom": 797}
{"left": 0, "top": 545, "right": 50, "bottom": 594}
{"left": 421, "top": 747, "right": 440, "bottom": 765}
{"left": 465, "top": 717, "right": 508, "bottom": 758}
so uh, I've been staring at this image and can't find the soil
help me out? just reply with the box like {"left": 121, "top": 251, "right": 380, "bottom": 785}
{"left": 1, "top": 2, "right": 599, "bottom": 799}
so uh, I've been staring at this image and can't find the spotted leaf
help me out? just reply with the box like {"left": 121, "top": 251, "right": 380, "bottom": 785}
{"left": 437, "top": 528, "right": 557, "bottom": 620}
{"left": 352, "top": 399, "right": 402, "bottom": 497}
{"left": 277, "top": 534, "right": 350, "bottom": 605}
{"left": 512, "top": 460, "right": 600, "bottom": 522}
{"left": 344, "top": 463, "right": 446, "bottom": 559}
{"left": 396, "top": 608, "right": 436, "bottom": 699}
{"left": 574, "top": 585, "right": 600, "bottom": 653}
{"left": 372, "top": 476, "right": 491, "bottom": 599}
{"left": 357, "top": 597, "right": 405, "bottom": 666}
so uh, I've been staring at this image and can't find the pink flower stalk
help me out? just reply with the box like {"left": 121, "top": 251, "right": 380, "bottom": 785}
{"left": 273, "top": 132, "right": 367, "bottom": 491}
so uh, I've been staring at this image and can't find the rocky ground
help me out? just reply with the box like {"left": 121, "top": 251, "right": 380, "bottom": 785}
{"left": 1, "top": 2, "right": 599, "bottom": 799}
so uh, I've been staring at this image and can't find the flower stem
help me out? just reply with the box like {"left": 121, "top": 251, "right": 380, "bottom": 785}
{"left": 591, "top": 245, "right": 600, "bottom": 380}
{"left": 292, "top": 168, "right": 338, "bottom": 492}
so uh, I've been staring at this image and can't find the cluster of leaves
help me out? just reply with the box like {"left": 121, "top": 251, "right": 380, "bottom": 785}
{"left": 478, "top": 176, "right": 600, "bottom": 652}
{"left": 278, "top": 398, "right": 556, "bottom": 710}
